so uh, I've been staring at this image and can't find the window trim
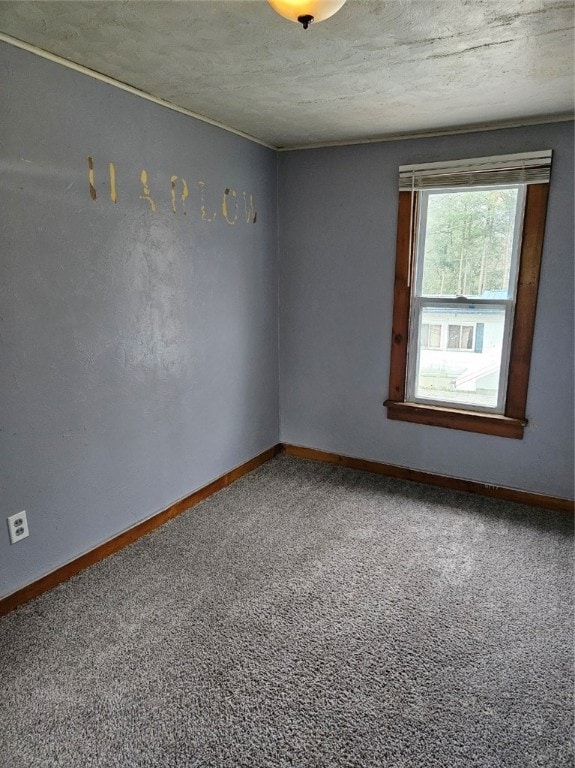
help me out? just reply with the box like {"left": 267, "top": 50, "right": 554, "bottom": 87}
{"left": 384, "top": 182, "right": 549, "bottom": 439}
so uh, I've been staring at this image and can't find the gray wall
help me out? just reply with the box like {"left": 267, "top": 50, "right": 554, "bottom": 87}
{"left": 279, "top": 122, "right": 574, "bottom": 500}
{"left": 0, "top": 43, "right": 279, "bottom": 598}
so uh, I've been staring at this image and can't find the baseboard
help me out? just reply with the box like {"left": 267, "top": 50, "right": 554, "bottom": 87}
{"left": 281, "top": 444, "right": 574, "bottom": 513}
{"left": 0, "top": 444, "right": 281, "bottom": 618}
{"left": 3, "top": 441, "right": 571, "bottom": 617}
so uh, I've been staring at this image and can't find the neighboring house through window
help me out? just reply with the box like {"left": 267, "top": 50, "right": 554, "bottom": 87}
{"left": 384, "top": 151, "right": 552, "bottom": 439}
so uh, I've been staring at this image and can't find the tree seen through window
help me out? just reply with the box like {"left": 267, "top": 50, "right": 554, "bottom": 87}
{"left": 421, "top": 188, "right": 518, "bottom": 297}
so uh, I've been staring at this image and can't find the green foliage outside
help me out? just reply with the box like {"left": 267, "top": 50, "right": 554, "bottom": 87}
{"left": 420, "top": 187, "right": 518, "bottom": 297}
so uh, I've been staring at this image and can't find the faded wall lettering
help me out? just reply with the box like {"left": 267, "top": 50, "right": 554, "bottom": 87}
{"left": 109, "top": 162, "right": 117, "bottom": 203}
{"left": 170, "top": 175, "right": 189, "bottom": 215}
{"left": 88, "top": 156, "right": 97, "bottom": 200}
{"left": 86, "top": 157, "right": 257, "bottom": 225}
{"left": 222, "top": 188, "right": 238, "bottom": 225}
{"left": 139, "top": 170, "right": 157, "bottom": 212}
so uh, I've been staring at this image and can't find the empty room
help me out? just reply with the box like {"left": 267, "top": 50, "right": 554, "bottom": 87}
{"left": 0, "top": 1, "right": 573, "bottom": 766}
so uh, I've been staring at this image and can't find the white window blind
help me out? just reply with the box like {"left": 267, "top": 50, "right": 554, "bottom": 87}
{"left": 399, "top": 150, "right": 552, "bottom": 190}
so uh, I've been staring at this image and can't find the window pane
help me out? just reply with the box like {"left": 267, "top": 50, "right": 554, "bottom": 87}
{"left": 429, "top": 324, "right": 441, "bottom": 348}
{"left": 415, "top": 306, "right": 507, "bottom": 410}
{"left": 447, "top": 325, "right": 461, "bottom": 349}
{"left": 421, "top": 323, "right": 430, "bottom": 348}
{"left": 461, "top": 325, "right": 474, "bottom": 350}
{"left": 419, "top": 187, "right": 520, "bottom": 298}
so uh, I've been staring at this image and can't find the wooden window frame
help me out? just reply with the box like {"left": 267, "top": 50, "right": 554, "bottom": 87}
{"left": 384, "top": 183, "right": 549, "bottom": 439}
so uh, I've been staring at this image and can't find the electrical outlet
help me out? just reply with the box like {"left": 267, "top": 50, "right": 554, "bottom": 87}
{"left": 7, "top": 511, "right": 29, "bottom": 544}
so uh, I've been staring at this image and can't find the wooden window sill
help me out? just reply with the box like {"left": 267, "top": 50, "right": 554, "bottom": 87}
{"left": 384, "top": 400, "right": 526, "bottom": 439}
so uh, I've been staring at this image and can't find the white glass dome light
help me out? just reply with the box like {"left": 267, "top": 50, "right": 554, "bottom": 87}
{"left": 267, "top": 0, "right": 347, "bottom": 29}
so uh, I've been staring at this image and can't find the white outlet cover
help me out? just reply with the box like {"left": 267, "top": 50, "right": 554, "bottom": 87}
{"left": 7, "top": 511, "right": 29, "bottom": 544}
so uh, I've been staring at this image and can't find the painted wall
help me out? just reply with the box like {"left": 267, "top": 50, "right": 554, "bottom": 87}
{"left": 0, "top": 43, "right": 279, "bottom": 598}
{"left": 279, "top": 122, "right": 574, "bottom": 499}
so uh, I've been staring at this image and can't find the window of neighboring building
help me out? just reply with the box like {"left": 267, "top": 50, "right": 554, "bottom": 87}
{"left": 384, "top": 150, "right": 552, "bottom": 439}
{"left": 421, "top": 323, "right": 442, "bottom": 349}
{"left": 447, "top": 324, "right": 474, "bottom": 350}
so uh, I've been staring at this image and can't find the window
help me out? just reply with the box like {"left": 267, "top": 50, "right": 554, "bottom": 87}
{"left": 421, "top": 323, "right": 442, "bottom": 349}
{"left": 384, "top": 151, "right": 552, "bottom": 439}
{"left": 447, "top": 324, "right": 474, "bottom": 350}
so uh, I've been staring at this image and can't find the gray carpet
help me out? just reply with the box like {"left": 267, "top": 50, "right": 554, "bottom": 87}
{"left": 1, "top": 455, "right": 573, "bottom": 768}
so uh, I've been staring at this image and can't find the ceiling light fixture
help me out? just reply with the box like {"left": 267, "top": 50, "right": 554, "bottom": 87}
{"left": 267, "top": 0, "right": 347, "bottom": 30}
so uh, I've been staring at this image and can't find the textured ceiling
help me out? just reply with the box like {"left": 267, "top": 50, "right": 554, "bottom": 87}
{"left": 0, "top": 0, "right": 573, "bottom": 148}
